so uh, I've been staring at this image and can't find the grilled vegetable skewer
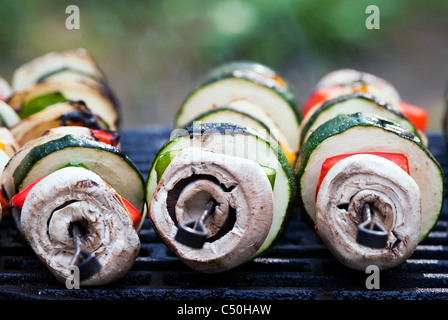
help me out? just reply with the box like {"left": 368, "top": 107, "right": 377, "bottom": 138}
{"left": 15, "top": 167, "right": 140, "bottom": 285}
{"left": 6, "top": 48, "right": 120, "bottom": 148}
{"left": 148, "top": 61, "right": 300, "bottom": 272}
{"left": 296, "top": 69, "right": 443, "bottom": 271}
{"left": 148, "top": 123, "right": 296, "bottom": 272}
{"left": 174, "top": 61, "right": 302, "bottom": 164}
{"left": 1, "top": 49, "right": 143, "bottom": 285}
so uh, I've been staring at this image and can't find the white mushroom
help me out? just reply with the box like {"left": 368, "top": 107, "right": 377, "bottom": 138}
{"left": 149, "top": 148, "right": 274, "bottom": 273}
{"left": 19, "top": 167, "right": 140, "bottom": 285}
{"left": 315, "top": 154, "right": 421, "bottom": 270}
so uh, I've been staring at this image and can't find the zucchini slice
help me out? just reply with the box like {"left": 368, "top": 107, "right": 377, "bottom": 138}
{"left": 0, "top": 100, "right": 20, "bottom": 127}
{"left": 147, "top": 123, "right": 297, "bottom": 271}
{"left": 12, "top": 48, "right": 105, "bottom": 91}
{"left": 314, "top": 68, "right": 401, "bottom": 106}
{"left": 18, "top": 92, "right": 67, "bottom": 119}
{"left": 7, "top": 80, "right": 119, "bottom": 131}
{"left": 174, "top": 61, "right": 301, "bottom": 154}
{"left": 2, "top": 132, "right": 71, "bottom": 200}
{"left": 8, "top": 134, "right": 145, "bottom": 213}
{"left": 189, "top": 107, "right": 272, "bottom": 140}
{"left": 191, "top": 98, "right": 297, "bottom": 164}
{"left": 0, "top": 127, "right": 19, "bottom": 157}
{"left": 0, "top": 76, "right": 12, "bottom": 101}
{"left": 10, "top": 101, "right": 108, "bottom": 146}
{"left": 295, "top": 112, "right": 443, "bottom": 242}
{"left": 300, "top": 92, "right": 422, "bottom": 144}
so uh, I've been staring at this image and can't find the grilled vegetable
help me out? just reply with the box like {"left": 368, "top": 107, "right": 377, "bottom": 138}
{"left": 300, "top": 92, "right": 423, "bottom": 144}
{"left": 7, "top": 81, "right": 119, "bottom": 131}
{"left": 10, "top": 101, "right": 108, "bottom": 147}
{"left": 11, "top": 48, "right": 105, "bottom": 92}
{"left": 0, "top": 127, "right": 19, "bottom": 157}
{"left": 188, "top": 99, "right": 296, "bottom": 164}
{"left": 304, "top": 69, "right": 428, "bottom": 139}
{"left": 0, "top": 76, "right": 12, "bottom": 101}
{"left": 316, "top": 152, "right": 410, "bottom": 197}
{"left": 2, "top": 49, "right": 140, "bottom": 286}
{"left": 315, "top": 153, "right": 421, "bottom": 270}
{"left": 313, "top": 68, "right": 401, "bottom": 106}
{"left": 14, "top": 167, "right": 140, "bottom": 285}
{"left": 297, "top": 68, "right": 439, "bottom": 270}
{"left": 295, "top": 113, "right": 443, "bottom": 248}
{"left": 0, "top": 100, "right": 20, "bottom": 127}
{"left": 9, "top": 133, "right": 145, "bottom": 214}
{"left": 147, "top": 123, "right": 296, "bottom": 272}
{"left": 174, "top": 61, "right": 302, "bottom": 156}
{"left": 398, "top": 100, "right": 428, "bottom": 134}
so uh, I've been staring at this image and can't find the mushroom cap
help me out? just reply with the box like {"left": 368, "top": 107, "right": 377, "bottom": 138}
{"left": 149, "top": 148, "right": 274, "bottom": 273}
{"left": 315, "top": 154, "right": 421, "bottom": 270}
{"left": 20, "top": 167, "right": 140, "bottom": 285}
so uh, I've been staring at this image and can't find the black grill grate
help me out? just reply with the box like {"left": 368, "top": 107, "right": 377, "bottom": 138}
{"left": 1, "top": 126, "right": 448, "bottom": 300}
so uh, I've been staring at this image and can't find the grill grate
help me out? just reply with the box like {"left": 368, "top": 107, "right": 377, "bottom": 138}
{"left": 0, "top": 126, "right": 448, "bottom": 300}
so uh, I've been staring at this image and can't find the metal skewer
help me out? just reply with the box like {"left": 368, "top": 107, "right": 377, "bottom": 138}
{"left": 175, "top": 199, "right": 217, "bottom": 249}
{"left": 69, "top": 223, "right": 101, "bottom": 281}
{"left": 356, "top": 203, "right": 388, "bottom": 249}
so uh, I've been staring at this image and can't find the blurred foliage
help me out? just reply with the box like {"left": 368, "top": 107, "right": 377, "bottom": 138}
{"left": 0, "top": 0, "right": 447, "bottom": 128}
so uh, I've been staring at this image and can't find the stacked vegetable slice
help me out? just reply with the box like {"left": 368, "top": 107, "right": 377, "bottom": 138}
{"left": 7, "top": 48, "right": 120, "bottom": 147}
{"left": 295, "top": 69, "right": 443, "bottom": 270}
{"left": 174, "top": 61, "right": 302, "bottom": 164}
{"left": 5, "top": 130, "right": 143, "bottom": 285}
{"left": 148, "top": 62, "right": 300, "bottom": 272}
{"left": 0, "top": 49, "right": 145, "bottom": 285}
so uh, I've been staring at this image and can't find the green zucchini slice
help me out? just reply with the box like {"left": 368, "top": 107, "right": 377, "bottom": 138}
{"left": 0, "top": 100, "right": 20, "bottom": 127}
{"left": 300, "top": 92, "right": 422, "bottom": 144}
{"left": 174, "top": 61, "right": 301, "bottom": 154}
{"left": 10, "top": 101, "right": 108, "bottom": 147}
{"left": 7, "top": 80, "right": 119, "bottom": 131}
{"left": 12, "top": 48, "right": 105, "bottom": 91}
{"left": 11, "top": 134, "right": 145, "bottom": 212}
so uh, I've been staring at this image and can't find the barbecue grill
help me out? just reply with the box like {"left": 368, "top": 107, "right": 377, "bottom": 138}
{"left": 0, "top": 126, "right": 447, "bottom": 301}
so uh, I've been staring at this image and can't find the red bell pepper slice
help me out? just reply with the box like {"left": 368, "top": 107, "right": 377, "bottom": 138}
{"left": 398, "top": 101, "right": 428, "bottom": 133}
{"left": 302, "top": 89, "right": 330, "bottom": 118}
{"left": 302, "top": 86, "right": 351, "bottom": 118}
{"left": 10, "top": 176, "right": 46, "bottom": 209}
{"left": 316, "top": 152, "right": 410, "bottom": 199}
{"left": 120, "top": 197, "right": 142, "bottom": 227}
{"left": 91, "top": 129, "right": 120, "bottom": 147}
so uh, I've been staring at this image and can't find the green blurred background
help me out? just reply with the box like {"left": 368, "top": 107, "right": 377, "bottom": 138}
{"left": 0, "top": 0, "right": 447, "bottom": 131}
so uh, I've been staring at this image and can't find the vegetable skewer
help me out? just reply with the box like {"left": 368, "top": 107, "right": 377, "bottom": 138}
{"left": 296, "top": 69, "right": 443, "bottom": 270}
